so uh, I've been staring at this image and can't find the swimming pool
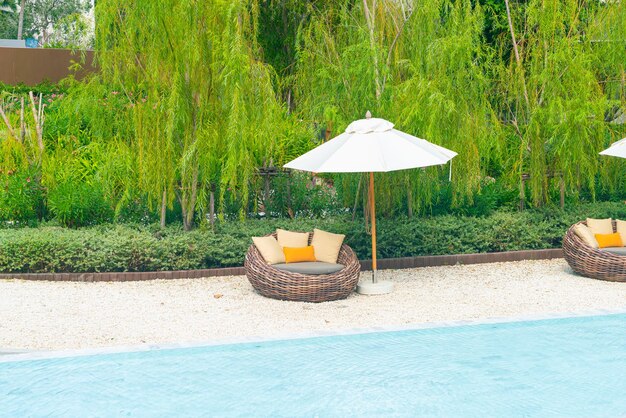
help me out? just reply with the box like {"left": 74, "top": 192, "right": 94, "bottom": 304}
{"left": 1, "top": 313, "right": 625, "bottom": 417}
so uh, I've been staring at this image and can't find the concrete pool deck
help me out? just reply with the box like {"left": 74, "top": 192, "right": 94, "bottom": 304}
{"left": 1, "top": 258, "right": 625, "bottom": 351}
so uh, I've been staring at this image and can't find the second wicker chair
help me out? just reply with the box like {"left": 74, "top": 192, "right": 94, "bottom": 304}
{"left": 563, "top": 220, "right": 626, "bottom": 282}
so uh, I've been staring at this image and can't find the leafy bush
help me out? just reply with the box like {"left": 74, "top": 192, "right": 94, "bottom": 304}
{"left": 0, "top": 170, "right": 43, "bottom": 224}
{"left": 115, "top": 195, "right": 161, "bottom": 224}
{"left": 2, "top": 202, "right": 625, "bottom": 273}
{"left": 258, "top": 172, "right": 343, "bottom": 218}
{"left": 47, "top": 181, "right": 113, "bottom": 227}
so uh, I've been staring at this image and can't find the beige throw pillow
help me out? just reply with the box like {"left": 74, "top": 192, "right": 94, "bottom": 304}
{"left": 276, "top": 229, "right": 309, "bottom": 248}
{"left": 616, "top": 220, "right": 626, "bottom": 246}
{"left": 573, "top": 224, "right": 599, "bottom": 249}
{"left": 252, "top": 236, "right": 285, "bottom": 264}
{"left": 311, "top": 228, "right": 345, "bottom": 263}
{"left": 586, "top": 218, "right": 613, "bottom": 235}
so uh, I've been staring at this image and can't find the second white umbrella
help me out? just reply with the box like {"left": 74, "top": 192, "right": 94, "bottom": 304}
{"left": 600, "top": 138, "right": 626, "bottom": 158}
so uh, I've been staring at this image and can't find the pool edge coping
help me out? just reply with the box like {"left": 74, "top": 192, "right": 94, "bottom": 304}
{"left": 2, "top": 306, "right": 626, "bottom": 364}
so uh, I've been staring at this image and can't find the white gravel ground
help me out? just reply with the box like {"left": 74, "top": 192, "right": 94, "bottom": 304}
{"left": 1, "top": 258, "right": 625, "bottom": 351}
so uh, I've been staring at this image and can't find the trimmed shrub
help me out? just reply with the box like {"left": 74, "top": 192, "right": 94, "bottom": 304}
{"left": 1, "top": 202, "right": 625, "bottom": 273}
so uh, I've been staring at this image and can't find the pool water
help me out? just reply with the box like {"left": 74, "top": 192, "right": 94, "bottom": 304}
{"left": 1, "top": 313, "right": 626, "bottom": 417}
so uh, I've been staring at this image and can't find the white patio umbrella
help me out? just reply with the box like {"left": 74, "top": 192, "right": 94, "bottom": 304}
{"left": 284, "top": 112, "right": 457, "bottom": 295}
{"left": 600, "top": 138, "right": 626, "bottom": 158}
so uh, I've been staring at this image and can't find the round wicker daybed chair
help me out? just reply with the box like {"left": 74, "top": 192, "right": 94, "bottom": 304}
{"left": 244, "top": 232, "right": 361, "bottom": 303}
{"left": 563, "top": 220, "right": 626, "bottom": 282}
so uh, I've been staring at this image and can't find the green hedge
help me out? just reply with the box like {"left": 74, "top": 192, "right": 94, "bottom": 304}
{"left": 1, "top": 202, "right": 626, "bottom": 273}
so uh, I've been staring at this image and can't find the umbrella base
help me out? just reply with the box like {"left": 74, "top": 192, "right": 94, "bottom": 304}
{"left": 356, "top": 280, "right": 394, "bottom": 295}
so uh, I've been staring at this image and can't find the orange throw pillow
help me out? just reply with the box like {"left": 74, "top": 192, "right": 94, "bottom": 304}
{"left": 283, "top": 246, "right": 316, "bottom": 263}
{"left": 595, "top": 233, "right": 623, "bottom": 248}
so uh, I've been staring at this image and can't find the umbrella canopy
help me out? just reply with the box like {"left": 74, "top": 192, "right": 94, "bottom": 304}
{"left": 600, "top": 138, "right": 626, "bottom": 158}
{"left": 284, "top": 116, "right": 457, "bottom": 173}
{"left": 284, "top": 112, "right": 457, "bottom": 295}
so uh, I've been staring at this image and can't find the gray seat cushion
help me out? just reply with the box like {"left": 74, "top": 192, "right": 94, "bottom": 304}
{"left": 600, "top": 247, "right": 626, "bottom": 256}
{"left": 273, "top": 262, "right": 345, "bottom": 275}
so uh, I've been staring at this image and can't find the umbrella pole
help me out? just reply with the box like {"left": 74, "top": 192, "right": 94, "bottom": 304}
{"left": 357, "top": 171, "right": 392, "bottom": 294}
{"left": 369, "top": 172, "right": 377, "bottom": 283}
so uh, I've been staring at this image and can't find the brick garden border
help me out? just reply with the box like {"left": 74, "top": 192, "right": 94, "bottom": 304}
{"left": 0, "top": 248, "right": 563, "bottom": 282}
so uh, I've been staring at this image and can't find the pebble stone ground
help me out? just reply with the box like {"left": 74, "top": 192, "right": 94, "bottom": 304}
{"left": 1, "top": 258, "right": 625, "bottom": 351}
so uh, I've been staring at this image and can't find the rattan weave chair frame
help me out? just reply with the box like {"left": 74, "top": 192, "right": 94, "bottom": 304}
{"left": 563, "top": 220, "right": 626, "bottom": 282}
{"left": 244, "top": 232, "right": 361, "bottom": 302}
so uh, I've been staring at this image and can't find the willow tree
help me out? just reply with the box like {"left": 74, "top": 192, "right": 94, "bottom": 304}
{"left": 497, "top": 0, "right": 626, "bottom": 205}
{"left": 294, "top": 0, "right": 493, "bottom": 216}
{"left": 392, "top": 0, "right": 497, "bottom": 212}
{"left": 94, "top": 0, "right": 304, "bottom": 228}
{"left": 293, "top": 0, "right": 626, "bottom": 213}
{"left": 586, "top": 0, "right": 626, "bottom": 197}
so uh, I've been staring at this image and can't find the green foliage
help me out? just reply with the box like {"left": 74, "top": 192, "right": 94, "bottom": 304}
{"left": 0, "top": 0, "right": 91, "bottom": 46}
{"left": 88, "top": 0, "right": 314, "bottom": 227}
{"left": 45, "top": 12, "right": 93, "bottom": 49}
{"left": 1, "top": 0, "right": 626, "bottom": 228}
{"left": 47, "top": 181, "right": 112, "bottom": 227}
{"left": 292, "top": 0, "right": 626, "bottom": 215}
{"left": 0, "top": 224, "right": 246, "bottom": 272}
{"left": 263, "top": 172, "right": 343, "bottom": 217}
{"left": 0, "top": 168, "right": 42, "bottom": 223}
{"left": 293, "top": 0, "right": 497, "bottom": 214}
{"left": 0, "top": 81, "right": 67, "bottom": 96}
{"left": 3, "top": 202, "right": 625, "bottom": 273}
{"left": 114, "top": 194, "right": 160, "bottom": 224}
{"left": 26, "top": 0, "right": 91, "bottom": 45}
{"left": 0, "top": 0, "right": 17, "bottom": 39}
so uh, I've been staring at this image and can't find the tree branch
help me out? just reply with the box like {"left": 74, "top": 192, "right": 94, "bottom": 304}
{"left": 363, "top": 0, "right": 382, "bottom": 100}
{"left": 504, "top": 0, "right": 530, "bottom": 109}
{"left": 381, "top": 6, "right": 415, "bottom": 93}
{"left": 28, "top": 91, "right": 44, "bottom": 151}
{"left": 0, "top": 104, "right": 16, "bottom": 138}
